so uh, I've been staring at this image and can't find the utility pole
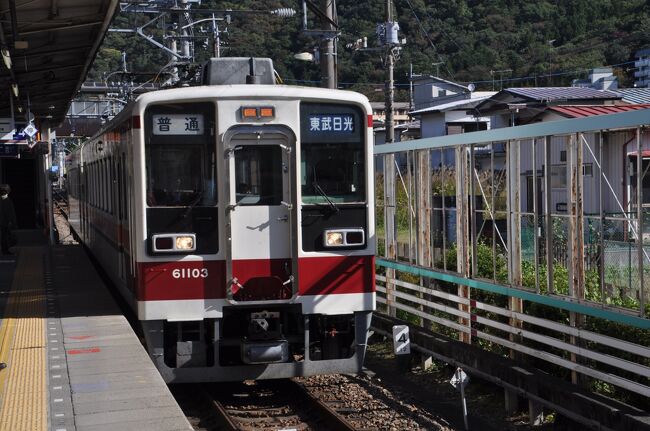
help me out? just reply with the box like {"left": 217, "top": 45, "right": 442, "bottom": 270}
{"left": 300, "top": 1, "right": 339, "bottom": 89}
{"left": 490, "top": 69, "right": 512, "bottom": 91}
{"left": 169, "top": 0, "right": 192, "bottom": 85}
{"left": 432, "top": 61, "right": 443, "bottom": 77}
{"left": 384, "top": 0, "right": 396, "bottom": 146}
{"left": 382, "top": 0, "right": 403, "bottom": 319}
{"left": 409, "top": 63, "right": 413, "bottom": 111}
{"left": 320, "top": 0, "right": 337, "bottom": 89}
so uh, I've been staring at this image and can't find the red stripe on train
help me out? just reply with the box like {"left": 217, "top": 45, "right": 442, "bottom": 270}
{"left": 298, "top": 255, "right": 375, "bottom": 295}
{"left": 136, "top": 260, "right": 226, "bottom": 301}
{"left": 136, "top": 255, "right": 374, "bottom": 301}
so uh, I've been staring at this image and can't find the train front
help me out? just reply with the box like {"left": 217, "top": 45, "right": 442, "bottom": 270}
{"left": 134, "top": 84, "right": 375, "bottom": 382}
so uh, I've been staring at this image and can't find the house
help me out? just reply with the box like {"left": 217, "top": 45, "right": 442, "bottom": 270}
{"left": 410, "top": 91, "right": 496, "bottom": 137}
{"left": 472, "top": 87, "right": 623, "bottom": 127}
{"left": 514, "top": 105, "right": 650, "bottom": 218}
{"left": 373, "top": 119, "right": 420, "bottom": 172}
{"left": 571, "top": 67, "right": 618, "bottom": 91}
{"left": 411, "top": 75, "right": 470, "bottom": 111}
{"left": 469, "top": 87, "right": 650, "bottom": 245}
{"left": 371, "top": 102, "right": 411, "bottom": 127}
{"left": 634, "top": 48, "right": 650, "bottom": 88}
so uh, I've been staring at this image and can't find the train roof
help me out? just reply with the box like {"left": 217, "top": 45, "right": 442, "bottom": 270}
{"left": 132, "top": 84, "right": 371, "bottom": 108}
{"left": 76, "top": 84, "right": 371, "bottom": 152}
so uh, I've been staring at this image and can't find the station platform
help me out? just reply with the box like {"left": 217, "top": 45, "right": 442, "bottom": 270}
{"left": 0, "top": 230, "right": 192, "bottom": 431}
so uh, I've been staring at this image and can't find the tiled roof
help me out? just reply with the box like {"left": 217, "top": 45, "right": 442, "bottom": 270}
{"left": 548, "top": 104, "right": 650, "bottom": 118}
{"left": 506, "top": 87, "right": 621, "bottom": 101}
{"left": 614, "top": 88, "right": 650, "bottom": 104}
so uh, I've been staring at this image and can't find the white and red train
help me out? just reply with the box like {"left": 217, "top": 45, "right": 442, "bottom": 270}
{"left": 66, "top": 58, "right": 375, "bottom": 382}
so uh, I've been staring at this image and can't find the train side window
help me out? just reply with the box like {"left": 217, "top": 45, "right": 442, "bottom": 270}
{"left": 90, "top": 163, "right": 95, "bottom": 207}
{"left": 107, "top": 157, "right": 111, "bottom": 214}
{"left": 94, "top": 162, "right": 98, "bottom": 208}
{"left": 95, "top": 161, "right": 99, "bottom": 208}
{"left": 95, "top": 160, "right": 99, "bottom": 209}
{"left": 104, "top": 158, "right": 109, "bottom": 212}
{"left": 109, "top": 156, "right": 114, "bottom": 215}
{"left": 94, "top": 161, "right": 98, "bottom": 208}
{"left": 102, "top": 158, "right": 106, "bottom": 211}
{"left": 102, "top": 159, "right": 105, "bottom": 210}
{"left": 100, "top": 159, "right": 105, "bottom": 211}
{"left": 121, "top": 153, "right": 126, "bottom": 220}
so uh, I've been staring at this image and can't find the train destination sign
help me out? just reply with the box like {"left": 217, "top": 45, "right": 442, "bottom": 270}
{"left": 308, "top": 114, "right": 354, "bottom": 134}
{"left": 152, "top": 114, "right": 204, "bottom": 135}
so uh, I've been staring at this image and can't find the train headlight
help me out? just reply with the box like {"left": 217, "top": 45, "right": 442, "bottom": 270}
{"left": 152, "top": 233, "right": 197, "bottom": 253}
{"left": 325, "top": 231, "right": 344, "bottom": 246}
{"left": 323, "top": 228, "right": 365, "bottom": 248}
{"left": 176, "top": 236, "right": 195, "bottom": 250}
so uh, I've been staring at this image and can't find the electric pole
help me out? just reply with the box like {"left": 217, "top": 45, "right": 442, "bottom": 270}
{"left": 320, "top": 0, "right": 337, "bottom": 89}
{"left": 409, "top": 63, "right": 413, "bottom": 111}
{"left": 384, "top": 0, "right": 395, "bottom": 145}
{"left": 381, "top": 0, "right": 403, "bottom": 320}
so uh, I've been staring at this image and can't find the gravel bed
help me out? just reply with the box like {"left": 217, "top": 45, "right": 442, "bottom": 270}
{"left": 297, "top": 373, "right": 451, "bottom": 430}
{"left": 363, "top": 340, "right": 562, "bottom": 430}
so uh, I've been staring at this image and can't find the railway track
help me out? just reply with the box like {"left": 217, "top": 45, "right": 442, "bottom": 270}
{"left": 173, "top": 372, "right": 448, "bottom": 430}
{"left": 203, "top": 378, "right": 358, "bottom": 431}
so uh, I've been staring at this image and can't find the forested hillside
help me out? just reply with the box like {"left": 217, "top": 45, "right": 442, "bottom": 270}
{"left": 89, "top": 0, "right": 650, "bottom": 101}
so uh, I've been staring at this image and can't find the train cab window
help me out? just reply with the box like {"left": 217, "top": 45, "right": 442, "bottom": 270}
{"left": 144, "top": 103, "right": 216, "bottom": 207}
{"left": 299, "top": 103, "right": 365, "bottom": 204}
{"left": 235, "top": 146, "right": 283, "bottom": 206}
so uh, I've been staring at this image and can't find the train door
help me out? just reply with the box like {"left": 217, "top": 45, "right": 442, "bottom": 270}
{"left": 224, "top": 127, "right": 297, "bottom": 302}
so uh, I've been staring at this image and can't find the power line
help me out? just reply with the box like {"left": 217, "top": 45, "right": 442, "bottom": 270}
{"left": 285, "top": 59, "right": 639, "bottom": 89}
{"left": 414, "top": 1, "right": 462, "bottom": 52}
{"left": 402, "top": 0, "right": 454, "bottom": 79}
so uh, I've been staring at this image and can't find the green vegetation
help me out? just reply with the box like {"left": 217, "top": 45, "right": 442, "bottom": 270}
{"left": 89, "top": 1, "right": 650, "bottom": 97}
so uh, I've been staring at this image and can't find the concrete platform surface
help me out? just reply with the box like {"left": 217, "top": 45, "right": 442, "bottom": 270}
{"left": 0, "top": 231, "right": 192, "bottom": 431}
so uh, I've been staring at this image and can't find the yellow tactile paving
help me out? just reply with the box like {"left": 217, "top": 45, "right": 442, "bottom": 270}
{"left": 0, "top": 248, "right": 47, "bottom": 431}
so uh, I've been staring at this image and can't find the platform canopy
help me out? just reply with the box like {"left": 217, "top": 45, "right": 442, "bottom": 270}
{"left": 0, "top": 0, "right": 118, "bottom": 127}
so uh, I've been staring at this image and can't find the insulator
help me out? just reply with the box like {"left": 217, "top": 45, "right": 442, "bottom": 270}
{"left": 270, "top": 8, "right": 296, "bottom": 18}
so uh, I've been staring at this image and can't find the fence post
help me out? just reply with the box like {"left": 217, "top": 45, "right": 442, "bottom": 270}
{"left": 416, "top": 149, "right": 434, "bottom": 369}
{"left": 456, "top": 146, "right": 471, "bottom": 344}
{"left": 385, "top": 153, "right": 397, "bottom": 317}
{"left": 544, "top": 136, "right": 554, "bottom": 295}
{"left": 636, "top": 127, "right": 645, "bottom": 317}
{"left": 505, "top": 139, "right": 523, "bottom": 414}
{"left": 569, "top": 133, "right": 586, "bottom": 386}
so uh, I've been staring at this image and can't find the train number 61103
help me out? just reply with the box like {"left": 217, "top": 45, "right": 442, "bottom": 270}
{"left": 172, "top": 268, "right": 209, "bottom": 279}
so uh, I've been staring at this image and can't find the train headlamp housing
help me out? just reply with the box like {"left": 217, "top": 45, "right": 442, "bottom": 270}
{"left": 152, "top": 233, "right": 197, "bottom": 253}
{"left": 323, "top": 228, "right": 365, "bottom": 248}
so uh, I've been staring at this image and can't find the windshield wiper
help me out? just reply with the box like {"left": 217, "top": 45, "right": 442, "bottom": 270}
{"left": 166, "top": 191, "right": 204, "bottom": 228}
{"left": 312, "top": 181, "right": 339, "bottom": 213}
{"left": 183, "top": 191, "right": 204, "bottom": 216}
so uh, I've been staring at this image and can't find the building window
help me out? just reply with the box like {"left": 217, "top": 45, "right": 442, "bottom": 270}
{"left": 551, "top": 164, "right": 566, "bottom": 189}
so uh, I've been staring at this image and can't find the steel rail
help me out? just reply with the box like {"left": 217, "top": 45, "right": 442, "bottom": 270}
{"left": 203, "top": 379, "right": 359, "bottom": 431}
{"left": 287, "top": 378, "right": 358, "bottom": 431}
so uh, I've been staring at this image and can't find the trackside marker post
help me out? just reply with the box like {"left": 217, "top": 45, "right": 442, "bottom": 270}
{"left": 392, "top": 325, "right": 410, "bottom": 355}
{"left": 450, "top": 367, "right": 470, "bottom": 430}
{"left": 392, "top": 325, "right": 411, "bottom": 371}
